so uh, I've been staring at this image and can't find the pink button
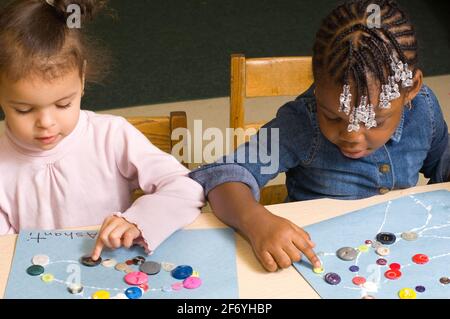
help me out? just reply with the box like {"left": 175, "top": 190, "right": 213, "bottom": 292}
{"left": 171, "top": 282, "right": 184, "bottom": 291}
{"left": 352, "top": 276, "right": 366, "bottom": 286}
{"left": 124, "top": 271, "right": 148, "bottom": 285}
{"left": 183, "top": 276, "right": 202, "bottom": 289}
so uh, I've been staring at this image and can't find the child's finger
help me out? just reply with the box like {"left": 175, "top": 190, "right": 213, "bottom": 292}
{"left": 283, "top": 243, "right": 302, "bottom": 263}
{"left": 256, "top": 250, "right": 278, "bottom": 272}
{"left": 293, "top": 224, "right": 316, "bottom": 247}
{"left": 98, "top": 218, "right": 124, "bottom": 248}
{"left": 293, "top": 236, "right": 321, "bottom": 269}
{"left": 91, "top": 217, "right": 114, "bottom": 260}
{"left": 270, "top": 248, "right": 292, "bottom": 269}
{"left": 91, "top": 240, "right": 104, "bottom": 261}
{"left": 108, "top": 223, "right": 132, "bottom": 248}
{"left": 121, "top": 226, "right": 140, "bottom": 248}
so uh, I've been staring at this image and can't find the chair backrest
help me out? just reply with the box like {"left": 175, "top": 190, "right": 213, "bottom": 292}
{"left": 126, "top": 111, "right": 187, "bottom": 201}
{"left": 230, "top": 54, "right": 314, "bottom": 205}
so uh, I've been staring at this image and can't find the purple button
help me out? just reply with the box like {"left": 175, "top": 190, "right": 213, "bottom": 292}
{"left": 376, "top": 258, "right": 387, "bottom": 266}
{"left": 324, "top": 272, "right": 341, "bottom": 285}
{"left": 415, "top": 285, "right": 426, "bottom": 293}
{"left": 349, "top": 265, "right": 360, "bottom": 272}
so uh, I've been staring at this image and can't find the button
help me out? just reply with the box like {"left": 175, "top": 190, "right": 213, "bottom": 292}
{"left": 41, "top": 273, "right": 54, "bottom": 283}
{"left": 101, "top": 258, "right": 117, "bottom": 268}
{"left": 171, "top": 282, "right": 184, "bottom": 291}
{"left": 379, "top": 188, "right": 390, "bottom": 194}
{"left": 362, "top": 295, "right": 376, "bottom": 299}
{"left": 364, "top": 240, "right": 372, "bottom": 245}
{"left": 115, "top": 263, "right": 128, "bottom": 272}
{"left": 124, "top": 267, "right": 134, "bottom": 274}
{"left": 439, "top": 277, "right": 450, "bottom": 285}
{"left": 192, "top": 270, "right": 200, "bottom": 277}
{"left": 398, "top": 288, "right": 416, "bottom": 299}
{"left": 111, "top": 293, "right": 128, "bottom": 299}
{"left": 139, "top": 261, "right": 161, "bottom": 275}
{"left": 67, "top": 283, "right": 83, "bottom": 294}
{"left": 133, "top": 256, "right": 146, "bottom": 265}
{"left": 92, "top": 290, "right": 110, "bottom": 299}
{"left": 415, "top": 285, "right": 426, "bottom": 293}
{"left": 124, "top": 271, "right": 148, "bottom": 286}
{"left": 389, "top": 263, "right": 401, "bottom": 270}
{"left": 183, "top": 277, "right": 202, "bottom": 289}
{"left": 139, "top": 283, "right": 149, "bottom": 292}
{"left": 324, "top": 272, "right": 341, "bottom": 285}
{"left": 162, "top": 262, "right": 176, "bottom": 272}
{"left": 385, "top": 269, "right": 402, "bottom": 280}
{"left": 171, "top": 265, "right": 193, "bottom": 280}
{"left": 376, "top": 232, "right": 396, "bottom": 245}
{"left": 32, "top": 255, "right": 50, "bottom": 266}
{"left": 27, "top": 265, "right": 45, "bottom": 276}
{"left": 313, "top": 267, "right": 324, "bottom": 274}
{"left": 80, "top": 255, "right": 102, "bottom": 267}
{"left": 125, "top": 260, "right": 134, "bottom": 265}
{"left": 349, "top": 265, "right": 360, "bottom": 272}
{"left": 358, "top": 245, "right": 369, "bottom": 253}
{"left": 336, "top": 247, "right": 358, "bottom": 261}
{"left": 352, "top": 276, "right": 366, "bottom": 286}
{"left": 371, "top": 241, "right": 382, "bottom": 249}
{"left": 376, "top": 246, "right": 390, "bottom": 256}
{"left": 376, "top": 258, "right": 387, "bottom": 265}
{"left": 412, "top": 254, "right": 429, "bottom": 264}
{"left": 125, "top": 287, "right": 143, "bottom": 299}
{"left": 401, "top": 231, "right": 418, "bottom": 241}
{"left": 379, "top": 164, "right": 390, "bottom": 173}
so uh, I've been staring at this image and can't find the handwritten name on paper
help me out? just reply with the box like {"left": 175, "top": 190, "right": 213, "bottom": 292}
{"left": 26, "top": 231, "right": 98, "bottom": 243}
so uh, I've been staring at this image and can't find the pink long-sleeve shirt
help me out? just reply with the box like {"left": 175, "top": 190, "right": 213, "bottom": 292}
{"left": 0, "top": 110, "right": 205, "bottom": 252}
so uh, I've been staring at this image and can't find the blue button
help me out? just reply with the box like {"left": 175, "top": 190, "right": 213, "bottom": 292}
{"left": 171, "top": 265, "right": 193, "bottom": 280}
{"left": 349, "top": 265, "right": 360, "bottom": 272}
{"left": 125, "top": 287, "right": 143, "bottom": 299}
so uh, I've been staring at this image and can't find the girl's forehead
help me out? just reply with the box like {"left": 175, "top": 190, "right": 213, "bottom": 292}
{"left": 0, "top": 69, "right": 82, "bottom": 104}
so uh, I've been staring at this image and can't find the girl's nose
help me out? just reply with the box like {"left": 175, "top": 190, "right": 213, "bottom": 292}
{"left": 36, "top": 111, "right": 56, "bottom": 129}
{"left": 339, "top": 129, "right": 365, "bottom": 145}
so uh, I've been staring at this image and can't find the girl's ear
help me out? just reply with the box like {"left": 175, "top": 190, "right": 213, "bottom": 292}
{"left": 405, "top": 69, "right": 423, "bottom": 103}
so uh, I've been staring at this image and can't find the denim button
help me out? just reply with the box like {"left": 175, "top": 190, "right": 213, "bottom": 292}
{"left": 379, "top": 164, "right": 390, "bottom": 173}
{"left": 379, "top": 187, "right": 390, "bottom": 194}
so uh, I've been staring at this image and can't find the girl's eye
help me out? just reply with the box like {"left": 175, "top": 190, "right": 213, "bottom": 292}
{"left": 15, "top": 108, "right": 32, "bottom": 114}
{"left": 56, "top": 103, "right": 72, "bottom": 109}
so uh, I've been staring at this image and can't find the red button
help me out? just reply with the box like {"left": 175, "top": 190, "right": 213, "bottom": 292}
{"left": 412, "top": 254, "right": 429, "bottom": 264}
{"left": 365, "top": 240, "right": 372, "bottom": 245}
{"left": 385, "top": 269, "right": 402, "bottom": 280}
{"left": 352, "top": 276, "right": 366, "bottom": 286}
{"left": 389, "top": 263, "right": 401, "bottom": 270}
{"left": 125, "top": 260, "right": 134, "bottom": 265}
{"left": 139, "top": 283, "right": 149, "bottom": 292}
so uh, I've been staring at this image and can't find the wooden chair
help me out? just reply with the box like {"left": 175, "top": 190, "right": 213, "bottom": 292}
{"left": 230, "top": 54, "right": 314, "bottom": 205}
{"left": 127, "top": 111, "right": 187, "bottom": 201}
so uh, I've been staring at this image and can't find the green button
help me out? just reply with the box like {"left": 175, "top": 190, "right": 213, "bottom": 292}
{"left": 27, "top": 265, "right": 45, "bottom": 276}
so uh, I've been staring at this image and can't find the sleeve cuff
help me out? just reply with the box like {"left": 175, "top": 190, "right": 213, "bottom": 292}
{"left": 189, "top": 163, "right": 261, "bottom": 201}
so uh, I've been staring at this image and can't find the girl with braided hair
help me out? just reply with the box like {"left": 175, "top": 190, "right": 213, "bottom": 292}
{"left": 190, "top": 0, "right": 449, "bottom": 272}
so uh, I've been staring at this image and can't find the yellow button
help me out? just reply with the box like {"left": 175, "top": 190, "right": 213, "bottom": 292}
{"left": 398, "top": 288, "right": 416, "bottom": 299}
{"left": 379, "top": 164, "right": 390, "bottom": 173}
{"left": 313, "top": 267, "right": 324, "bottom": 274}
{"left": 41, "top": 273, "right": 54, "bottom": 283}
{"left": 379, "top": 188, "right": 390, "bottom": 195}
{"left": 192, "top": 270, "right": 200, "bottom": 277}
{"left": 358, "top": 245, "right": 369, "bottom": 253}
{"left": 92, "top": 290, "right": 110, "bottom": 299}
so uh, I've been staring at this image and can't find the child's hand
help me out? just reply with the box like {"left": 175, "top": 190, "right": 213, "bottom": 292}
{"left": 91, "top": 215, "right": 141, "bottom": 261}
{"left": 245, "top": 208, "right": 321, "bottom": 272}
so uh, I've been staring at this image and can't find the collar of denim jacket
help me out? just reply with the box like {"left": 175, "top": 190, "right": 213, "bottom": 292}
{"left": 390, "top": 107, "right": 405, "bottom": 143}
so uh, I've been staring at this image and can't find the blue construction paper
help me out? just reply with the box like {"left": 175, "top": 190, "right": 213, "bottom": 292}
{"left": 294, "top": 190, "right": 450, "bottom": 299}
{"left": 5, "top": 228, "right": 238, "bottom": 299}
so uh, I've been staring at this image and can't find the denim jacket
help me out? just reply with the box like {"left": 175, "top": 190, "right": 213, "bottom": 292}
{"left": 189, "top": 84, "right": 450, "bottom": 202}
